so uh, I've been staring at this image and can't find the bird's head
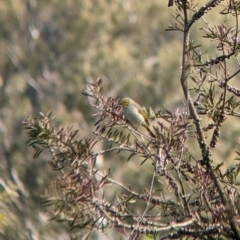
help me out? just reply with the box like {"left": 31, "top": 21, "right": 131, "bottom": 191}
{"left": 120, "top": 98, "right": 131, "bottom": 108}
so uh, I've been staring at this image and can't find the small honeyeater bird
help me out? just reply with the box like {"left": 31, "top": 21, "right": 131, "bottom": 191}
{"left": 120, "top": 97, "right": 155, "bottom": 137}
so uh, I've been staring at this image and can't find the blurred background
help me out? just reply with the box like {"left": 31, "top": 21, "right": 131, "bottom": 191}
{"left": 0, "top": 0, "right": 239, "bottom": 239}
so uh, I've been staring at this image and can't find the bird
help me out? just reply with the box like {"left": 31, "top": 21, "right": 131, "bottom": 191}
{"left": 120, "top": 97, "right": 155, "bottom": 137}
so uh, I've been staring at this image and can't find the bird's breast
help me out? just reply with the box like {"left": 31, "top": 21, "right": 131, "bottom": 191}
{"left": 124, "top": 107, "right": 144, "bottom": 126}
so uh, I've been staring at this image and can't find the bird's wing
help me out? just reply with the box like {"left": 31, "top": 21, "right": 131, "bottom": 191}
{"left": 138, "top": 108, "right": 150, "bottom": 126}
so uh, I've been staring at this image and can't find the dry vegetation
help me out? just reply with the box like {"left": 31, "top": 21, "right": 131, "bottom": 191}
{"left": 1, "top": 0, "right": 240, "bottom": 239}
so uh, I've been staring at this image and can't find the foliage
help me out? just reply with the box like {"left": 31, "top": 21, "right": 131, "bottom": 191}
{"left": 0, "top": 1, "right": 176, "bottom": 239}
{"left": 24, "top": 1, "right": 240, "bottom": 231}
{"left": 2, "top": 0, "right": 240, "bottom": 239}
